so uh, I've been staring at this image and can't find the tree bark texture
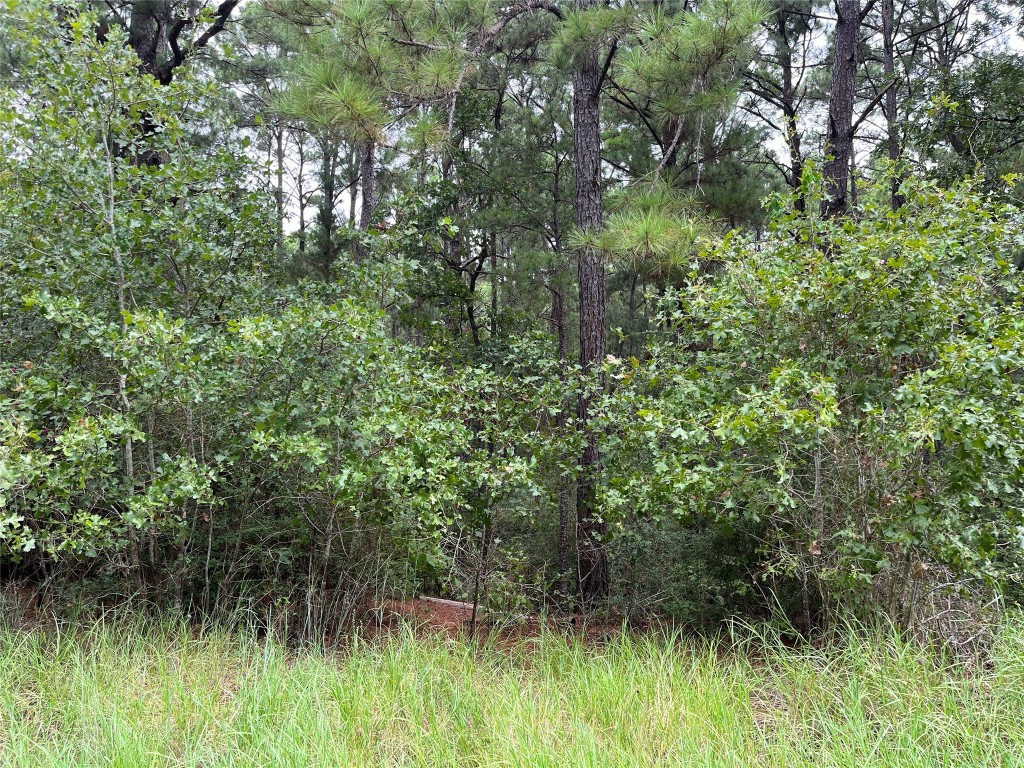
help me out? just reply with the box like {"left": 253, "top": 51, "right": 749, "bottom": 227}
{"left": 357, "top": 139, "right": 377, "bottom": 261}
{"left": 776, "top": 10, "right": 805, "bottom": 210}
{"left": 127, "top": 0, "right": 241, "bottom": 85}
{"left": 881, "top": 0, "right": 904, "bottom": 208}
{"left": 822, "top": 0, "right": 859, "bottom": 218}
{"left": 359, "top": 140, "right": 377, "bottom": 232}
{"left": 318, "top": 140, "right": 339, "bottom": 276}
{"left": 572, "top": 0, "right": 609, "bottom": 605}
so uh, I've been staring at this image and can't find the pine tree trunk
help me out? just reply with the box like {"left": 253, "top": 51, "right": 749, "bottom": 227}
{"left": 822, "top": 0, "right": 859, "bottom": 218}
{"left": 572, "top": 0, "right": 609, "bottom": 605}
{"left": 550, "top": 285, "right": 573, "bottom": 599}
{"left": 275, "top": 126, "right": 285, "bottom": 257}
{"left": 297, "top": 136, "right": 307, "bottom": 256}
{"left": 881, "top": 0, "right": 903, "bottom": 208}
{"left": 489, "top": 231, "right": 498, "bottom": 337}
{"left": 357, "top": 139, "right": 376, "bottom": 260}
{"left": 320, "top": 142, "right": 337, "bottom": 276}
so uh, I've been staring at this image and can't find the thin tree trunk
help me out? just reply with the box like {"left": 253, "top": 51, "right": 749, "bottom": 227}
{"left": 468, "top": 523, "right": 492, "bottom": 641}
{"left": 103, "top": 122, "right": 145, "bottom": 598}
{"left": 296, "top": 134, "right": 307, "bottom": 256}
{"left": 348, "top": 145, "right": 358, "bottom": 227}
{"left": 822, "top": 0, "right": 859, "bottom": 218}
{"left": 275, "top": 125, "right": 285, "bottom": 257}
{"left": 777, "top": 11, "right": 805, "bottom": 210}
{"left": 550, "top": 285, "right": 573, "bottom": 598}
{"left": 881, "top": 0, "right": 904, "bottom": 208}
{"left": 357, "top": 139, "right": 376, "bottom": 261}
{"left": 489, "top": 232, "right": 498, "bottom": 338}
{"left": 572, "top": 0, "right": 609, "bottom": 605}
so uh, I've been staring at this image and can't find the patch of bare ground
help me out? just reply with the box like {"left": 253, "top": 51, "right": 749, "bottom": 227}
{"left": 361, "top": 595, "right": 662, "bottom": 647}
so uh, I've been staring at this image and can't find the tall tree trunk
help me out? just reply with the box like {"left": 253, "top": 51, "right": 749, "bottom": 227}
{"left": 102, "top": 117, "right": 146, "bottom": 598}
{"left": 357, "top": 139, "right": 377, "bottom": 260}
{"left": 489, "top": 231, "right": 498, "bottom": 338}
{"left": 275, "top": 125, "right": 285, "bottom": 257}
{"left": 297, "top": 135, "right": 307, "bottom": 256}
{"left": 822, "top": 0, "right": 859, "bottom": 218}
{"left": 572, "top": 0, "right": 609, "bottom": 605}
{"left": 777, "top": 10, "right": 805, "bottom": 211}
{"left": 319, "top": 139, "right": 338, "bottom": 276}
{"left": 550, "top": 284, "right": 573, "bottom": 599}
{"left": 881, "top": 0, "right": 903, "bottom": 208}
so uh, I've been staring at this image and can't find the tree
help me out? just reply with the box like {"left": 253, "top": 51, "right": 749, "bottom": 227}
{"left": 274, "top": 0, "right": 767, "bottom": 606}
{"left": 604, "top": 176, "right": 1024, "bottom": 628}
{"left": 569, "top": 0, "right": 610, "bottom": 603}
{"left": 822, "top": 0, "right": 860, "bottom": 218}
{"left": 746, "top": 0, "right": 821, "bottom": 208}
{"left": 0, "top": 1, "right": 270, "bottom": 581}
{"left": 99, "top": 0, "right": 242, "bottom": 85}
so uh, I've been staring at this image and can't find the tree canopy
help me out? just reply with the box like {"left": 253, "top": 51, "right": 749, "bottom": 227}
{"left": 2, "top": 0, "right": 1023, "bottom": 637}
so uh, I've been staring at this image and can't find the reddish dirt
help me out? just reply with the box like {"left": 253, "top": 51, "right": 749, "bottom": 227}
{"left": 366, "top": 596, "right": 653, "bottom": 646}
{"left": 1, "top": 581, "right": 659, "bottom": 648}
{"left": 381, "top": 597, "right": 475, "bottom": 633}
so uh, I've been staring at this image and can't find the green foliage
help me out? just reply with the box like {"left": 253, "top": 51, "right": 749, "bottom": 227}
{"left": 0, "top": 0, "right": 270, "bottom": 561}
{"left": 602, "top": 174, "right": 1024, "bottom": 617}
{"left": 618, "top": 0, "right": 767, "bottom": 121}
{"left": 2, "top": 617, "right": 1024, "bottom": 765}
{"left": 910, "top": 54, "right": 1024, "bottom": 200}
{"left": 0, "top": 1, "right": 570, "bottom": 626}
{"left": 5, "top": 0, "right": 1024, "bottom": 633}
{"left": 596, "top": 180, "right": 716, "bottom": 283}
{"left": 277, "top": 0, "right": 495, "bottom": 141}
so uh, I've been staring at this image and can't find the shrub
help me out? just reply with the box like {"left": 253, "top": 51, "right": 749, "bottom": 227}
{"left": 602, "top": 175, "right": 1024, "bottom": 626}
{"left": 0, "top": 3, "right": 568, "bottom": 636}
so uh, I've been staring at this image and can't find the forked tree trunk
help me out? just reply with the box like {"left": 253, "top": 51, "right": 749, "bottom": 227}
{"left": 126, "top": 0, "right": 241, "bottom": 86}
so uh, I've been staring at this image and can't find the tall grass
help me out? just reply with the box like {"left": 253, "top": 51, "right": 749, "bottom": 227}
{"left": 1, "top": 616, "right": 1022, "bottom": 767}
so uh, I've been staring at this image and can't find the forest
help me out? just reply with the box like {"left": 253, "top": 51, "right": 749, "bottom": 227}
{"left": 1, "top": 0, "right": 1024, "bottom": 763}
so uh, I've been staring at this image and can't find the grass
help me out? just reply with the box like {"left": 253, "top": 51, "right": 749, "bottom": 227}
{"left": 1, "top": 617, "right": 1023, "bottom": 767}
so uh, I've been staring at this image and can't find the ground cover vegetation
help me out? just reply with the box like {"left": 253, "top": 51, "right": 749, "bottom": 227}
{"left": 2, "top": 0, "right": 1024, "bottom": 646}
{"left": 1, "top": 615, "right": 1024, "bottom": 766}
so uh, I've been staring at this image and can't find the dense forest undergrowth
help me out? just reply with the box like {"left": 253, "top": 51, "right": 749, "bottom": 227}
{"left": 2, "top": 0, "right": 1024, "bottom": 652}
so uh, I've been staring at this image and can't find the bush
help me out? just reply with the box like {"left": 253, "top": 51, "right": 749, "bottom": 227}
{"left": 0, "top": 2, "right": 569, "bottom": 636}
{"left": 602, "top": 175, "right": 1024, "bottom": 626}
